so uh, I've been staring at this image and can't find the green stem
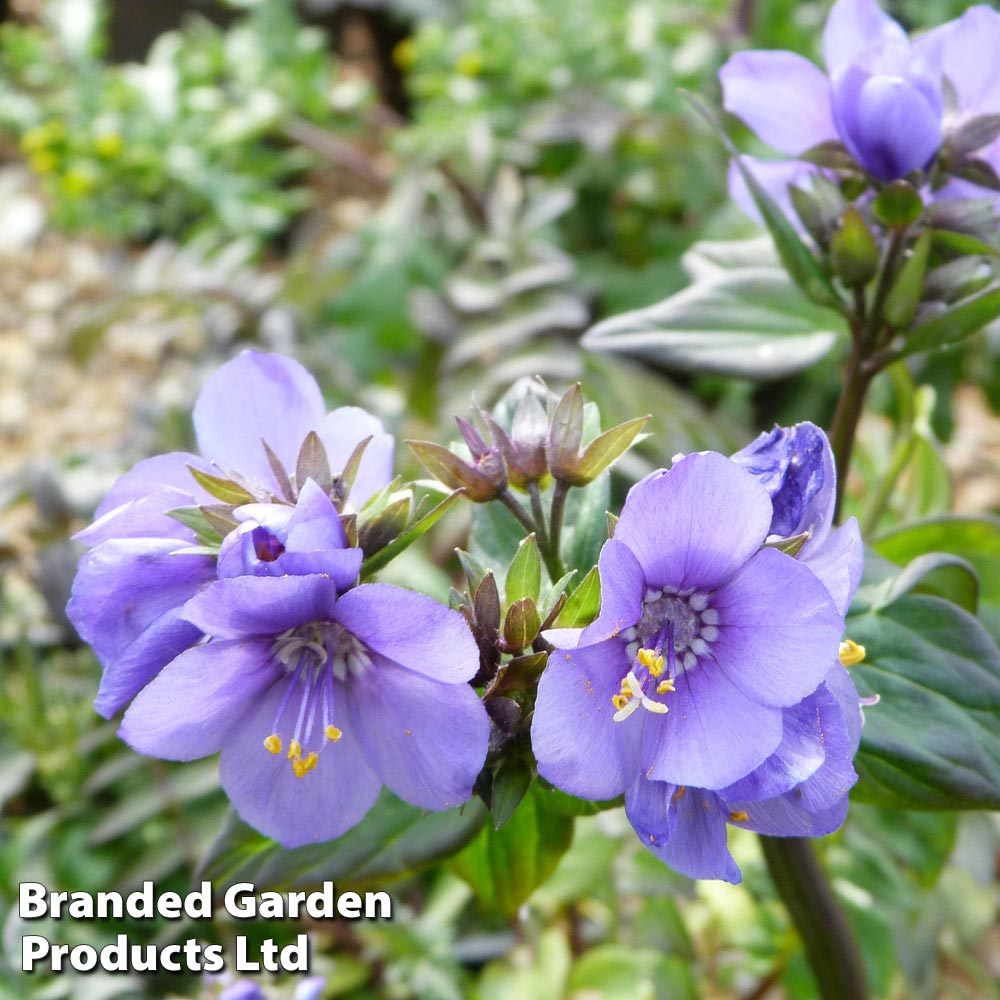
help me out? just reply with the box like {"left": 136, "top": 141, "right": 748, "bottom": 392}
{"left": 828, "top": 344, "right": 874, "bottom": 522}
{"left": 760, "top": 838, "right": 868, "bottom": 1000}
{"left": 547, "top": 481, "right": 570, "bottom": 579}
{"left": 858, "top": 428, "right": 916, "bottom": 537}
{"left": 497, "top": 489, "right": 537, "bottom": 537}
{"left": 527, "top": 482, "right": 552, "bottom": 559}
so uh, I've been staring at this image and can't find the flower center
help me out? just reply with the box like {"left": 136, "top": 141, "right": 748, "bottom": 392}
{"left": 263, "top": 622, "right": 372, "bottom": 778}
{"left": 611, "top": 587, "right": 720, "bottom": 723}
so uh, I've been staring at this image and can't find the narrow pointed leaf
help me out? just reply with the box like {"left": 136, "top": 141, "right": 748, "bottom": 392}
{"left": 360, "top": 488, "right": 465, "bottom": 576}
{"left": 553, "top": 566, "right": 601, "bottom": 629}
{"left": 683, "top": 91, "right": 842, "bottom": 310}
{"left": 295, "top": 430, "right": 332, "bottom": 492}
{"left": 262, "top": 439, "right": 295, "bottom": 502}
{"left": 884, "top": 230, "right": 931, "bottom": 330}
{"left": 572, "top": 416, "right": 649, "bottom": 485}
{"left": 188, "top": 466, "right": 256, "bottom": 505}
{"left": 506, "top": 534, "right": 542, "bottom": 605}
{"left": 336, "top": 435, "right": 372, "bottom": 505}
{"left": 892, "top": 284, "right": 1000, "bottom": 359}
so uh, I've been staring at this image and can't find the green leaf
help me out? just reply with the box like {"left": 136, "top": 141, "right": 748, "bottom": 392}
{"left": 582, "top": 267, "right": 843, "bottom": 379}
{"left": 855, "top": 550, "right": 978, "bottom": 615}
{"left": 506, "top": 534, "right": 542, "bottom": 605}
{"left": 503, "top": 597, "right": 541, "bottom": 652}
{"left": 490, "top": 758, "right": 533, "bottom": 830}
{"left": 361, "top": 488, "right": 464, "bottom": 576}
{"left": 883, "top": 230, "right": 931, "bottom": 330}
{"left": 682, "top": 91, "right": 843, "bottom": 310}
{"left": 573, "top": 416, "right": 649, "bottom": 485}
{"left": 452, "top": 784, "right": 574, "bottom": 917}
{"left": 188, "top": 466, "right": 257, "bottom": 505}
{"left": 568, "top": 946, "right": 698, "bottom": 1000}
{"left": 554, "top": 566, "right": 601, "bottom": 628}
{"left": 560, "top": 472, "right": 611, "bottom": 577}
{"left": 894, "top": 284, "right": 1000, "bottom": 359}
{"left": 198, "top": 790, "right": 487, "bottom": 894}
{"left": 847, "top": 593, "right": 1000, "bottom": 810}
{"left": 166, "top": 506, "right": 225, "bottom": 545}
{"left": 874, "top": 515, "right": 1000, "bottom": 636}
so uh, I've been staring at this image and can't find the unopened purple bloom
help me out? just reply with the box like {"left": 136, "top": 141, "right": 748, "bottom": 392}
{"left": 731, "top": 422, "right": 863, "bottom": 615}
{"left": 625, "top": 661, "right": 862, "bottom": 883}
{"left": 532, "top": 450, "right": 847, "bottom": 797}
{"left": 120, "top": 574, "right": 489, "bottom": 846}
{"left": 68, "top": 351, "right": 393, "bottom": 718}
{"left": 721, "top": 0, "right": 941, "bottom": 200}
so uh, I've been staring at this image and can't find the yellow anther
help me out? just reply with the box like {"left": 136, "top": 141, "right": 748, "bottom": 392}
{"left": 672, "top": 786, "right": 686, "bottom": 803}
{"left": 291, "top": 751, "right": 320, "bottom": 779}
{"left": 263, "top": 734, "right": 283, "bottom": 755}
{"left": 728, "top": 810, "right": 750, "bottom": 823}
{"left": 287, "top": 739, "right": 302, "bottom": 761}
{"left": 612, "top": 694, "right": 629, "bottom": 711}
{"left": 656, "top": 678, "right": 675, "bottom": 695}
{"left": 638, "top": 647, "right": 666, "bottom": 676}
{"left": 839, "top": 639, "right": 866, "bottom": 667}
{"left": 620, "top": 677, "right": 632, "bottom": 695}
{"left": 325, "top": 725, "right": 343, "bottom": 743}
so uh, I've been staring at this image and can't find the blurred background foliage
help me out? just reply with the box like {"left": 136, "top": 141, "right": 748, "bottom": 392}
{"left": 0, "top": 0, "right": 998, "bottom": 998}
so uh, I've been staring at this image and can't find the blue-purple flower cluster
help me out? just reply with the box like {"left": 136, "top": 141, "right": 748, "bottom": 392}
{"left": 531, "top": 425, "right": 864, "bottom": 882}
{"left": 68, "top": 351, "right": 489, "bottom": 847}
{"left": 69, "top": 351, "right": 863, "bottom": 881}
{"left": 720, "top": 0, "right": 1000, "bottom": 215}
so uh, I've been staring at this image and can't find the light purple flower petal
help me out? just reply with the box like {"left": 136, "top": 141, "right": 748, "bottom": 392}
{"left": 720, "top": 50, "right": 837, "bottom": 155}
{"left": 345, "top": 657, "right": 488, "bottom": 810}
{"left": 726, "top": 790, "right": 849, "bottom": 838}
{"left": 824, "top": 660, "right": 863, "bottom": 749}
{"left": 533, "top": 638, "right": 643, "bottom": 800}
{"left": 579, "top": 539, "right": 646, "bottom": 644}
{"left": 614, "top": 452, "right": 773, "bottom": 593}
{"left": 331, "top": 584, "right": 479, "bottom": 683}
{"left": 721, "top": 689, "right": 830, "bottom": 801}
{"left": 219, "top": 682, "right": 382, "bottom": 848}
{"left": 823, "top": 0, "right": 907, "bottom": 73}
{"left": 711, "top": 547, "right": 843, "bottom": 707}
{"left": 193, "top": 350, "right": 326, "bottom": 493}
{"left": 803, "top": 518, "right": 863, "bottom": 616}
{"left": 726, "top": 156, "right": 825, "bottom": 230}
{"left": 119, "top": 639, "right": 278, "bottom": 760}
{"left": 93, "top": 609, "right": 205, "bottom": 719}
{"left": 915, "top": 6, "right": 1000, "bottom": 120}
{"left": 218, "top": 984, "right": 266, "bottom": 1000}
{"left": 319, "top": 406, "right": 395, "bottom": 507}
{"left": 68, "top": 538, "right": 215, "bottom": 671}
{"left": 286, "top": 479, "right": 349, "bottom": 551}
{"left": 77, "top": 452, "right": 214, "bottom": 546}
{"left": 182, "top": 575, "right": 339, "bottom": 639}
{"left": 642, "top": 659, "right": 783, "bottom": 789}
{"left": 626, "top": 781, "right": 741, "bottom": 884}
{"left": 832, "top": 65, "right": 941, "bottom": 180}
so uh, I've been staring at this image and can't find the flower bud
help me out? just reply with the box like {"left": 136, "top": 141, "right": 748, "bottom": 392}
{"left": 407, "top": 417, "right": 508, "bottom": 503}
{"left": 831, "top": 206, "right": 879, "bottom": 287}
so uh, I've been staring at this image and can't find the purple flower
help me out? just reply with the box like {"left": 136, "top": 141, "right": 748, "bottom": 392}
{"left": 721, "top": 0, "right": 942, "bottom": 199}
{"left": 119, "top": 573, "right": 489, "bottom": 846}
{"left": 68, "top": 351, "right": 393, "bottom": 719}
{"left": 625, "top": 660, "right": 862, "bottom": 883}
{"left": 915, "top": 5, "right": 1000, "bottom": 206}
{"left": 531, "top": 449, "right": 849, "bottom": 798}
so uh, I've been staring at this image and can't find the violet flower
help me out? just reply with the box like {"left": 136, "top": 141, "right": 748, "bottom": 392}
{"left": 119, "top": 572, "right": 489, "bottom": 846}
{"left": 68, "top": 351, "right": 393, "bottom": 718}
{"left": 915, "top": 5, "right": 1000, "bottom": 206}
{"left": 532, "top": 449, "right": 849, "bottom": 798}
{"left": 626, "top": 660, "right": 862, "bottom": 883}
{"left": 720, "top": 0, "right": 942, "bottom": 208}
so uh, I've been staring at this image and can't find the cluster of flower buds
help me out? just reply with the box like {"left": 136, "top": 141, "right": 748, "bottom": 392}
{"left": 407, "top": 381, "right": 647, "bottom": 500}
